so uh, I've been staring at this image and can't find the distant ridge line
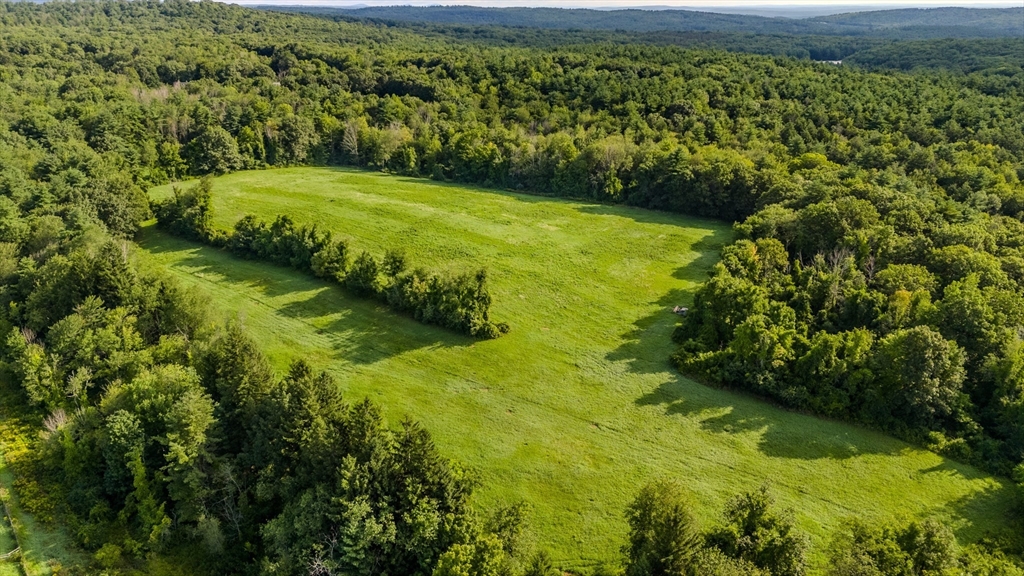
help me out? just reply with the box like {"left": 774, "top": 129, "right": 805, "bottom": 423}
{"left": 260, "top": 4, "right": 1024, "bottom": 39}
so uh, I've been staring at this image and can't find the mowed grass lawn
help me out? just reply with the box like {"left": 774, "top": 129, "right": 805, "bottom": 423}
{"left": 144, "top": 167, "right": 1014, "bottom": 571}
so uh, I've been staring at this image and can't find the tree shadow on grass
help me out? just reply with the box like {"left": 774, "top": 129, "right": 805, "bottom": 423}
{"left": 616, "top": 223, "right": 905, "bottom": 461}
{"left": 138, "top": 226, "right": 315, "bottom": 299}
{"left": 637, "top": 372, "right": 1019, "bottom": 513}
{"left": 638, "top": 374, "right": 904, "bottom": 461}
{"left": 612, "top": 212, "right": 1019, "bottom": 533}
{"left": 277, "top": 285, "right": 476, "bottom": 365}
{"left": 136, "top": 226, "right": 472, "bottom": 366}
{"left": 605, "top": 231, "right": 732, "bottom": 375}
{"left": 576, "top": 203, "right": 729, "bottom": 229}
{"left": 606, "top": 216, "right": 1016, "bottom": 534}
{"left": 940, "top": 478, "right": 1020, "bottom": 545}
{"left": 636, "top": 374, "right": 1019, "bottom": 541}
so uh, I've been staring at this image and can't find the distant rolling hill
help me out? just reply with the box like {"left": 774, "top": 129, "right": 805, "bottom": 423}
{"left": 811, "top": 7, "right": 1024, "bottom": 37}
{"left": 267, "top": 5, "right": 1024, "bottom": 39}
{"left": 814, "top": 7, "right": 1022, "bottom": 29}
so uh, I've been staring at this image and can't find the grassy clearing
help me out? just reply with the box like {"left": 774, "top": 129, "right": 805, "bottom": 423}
{"left": 0, "top": 391, "right": 86, "bottom": 576}
{"left": 145, "top": 167, "right": 1016, "bottom": 571}
{"left": 0, "top": 502, "right": 19, "bottom": 576}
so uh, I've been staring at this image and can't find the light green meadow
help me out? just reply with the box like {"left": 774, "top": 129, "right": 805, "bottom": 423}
{"left": 143, "top": 167, "right": 1015, "bottom": 572}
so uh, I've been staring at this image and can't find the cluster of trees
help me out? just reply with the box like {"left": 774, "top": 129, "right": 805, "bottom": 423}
{"left": 0, "top": 5, "right": 522, "bottom": 570}
{"left": 672, "top": 148, "right": 1024, "bottom": 472}
{"left": 154, "top": 179, "right": 508, "bottom": 338}
{"left": 321, "top": 16, "right": 1024, "bottom": 67}
{"left": 624, "top": 482, "right": 805, "bottom": 576}
{"left": 2, "top": 1, "right": 1021, "bottom": 197}
{"left": 844, "top": 38, "right": 1024, "bottom": 72}
{"left": 3, "top": 292, "right": 522, "bottom": 574}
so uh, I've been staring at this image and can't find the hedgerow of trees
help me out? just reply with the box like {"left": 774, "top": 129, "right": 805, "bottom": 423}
{"left": 153, "top": 179, "right": 508, "bottom": 338}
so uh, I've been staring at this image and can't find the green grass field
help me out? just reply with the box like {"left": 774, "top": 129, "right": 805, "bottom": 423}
{"left": 144, "top": 167, "right": 1016, "bottom": 571}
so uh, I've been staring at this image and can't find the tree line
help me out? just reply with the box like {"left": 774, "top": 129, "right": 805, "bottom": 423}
{"left": 153, "top": 179, "right": 509, "bottom": 338}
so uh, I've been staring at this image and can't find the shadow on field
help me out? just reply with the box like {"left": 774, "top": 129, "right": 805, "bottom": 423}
{"left": 615, "top": 224, "right": 905, "bottom": 460}
{"left": 941, "top": 479, "right": 1018, "bottom": 543}
{"left": 137, "top": 226, "right": 472, "bottom": 365}
{"left": 278, "top": 287, "right": 476, "bottom": 365}
{"left": 616, "top": 215, "right": 1019, "bottom": 537}
{"left": 604, "top": 231, "right": 731, "bottom": 375}
{"left": 634, "top": 376, "right": 901, "bottom": 460}
{"left": 139, "top": 227, "right": 314, "bottom": 298}
{"left": 636, "top": 375, "right": 1020, "bottom": 543}
{"left": 635, "top": 374, "right": 1022, "bottom": 538}
{"left": 577, "top": 203, "right": 726, "bottom": 228}
{"left": 637, "top": 371, "right": 1022, "bottom": 542}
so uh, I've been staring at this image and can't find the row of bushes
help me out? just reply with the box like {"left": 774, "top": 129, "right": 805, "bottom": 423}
{"left": 153, "top": 179, "right": 509, "bottom": 339}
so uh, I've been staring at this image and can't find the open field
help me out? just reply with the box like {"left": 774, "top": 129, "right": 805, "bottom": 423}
{"left": 145, "top": 168, "right": 1016, "bottom": 571}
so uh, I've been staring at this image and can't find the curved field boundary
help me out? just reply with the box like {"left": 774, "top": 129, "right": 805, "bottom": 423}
{"left": 144, "top": 168, "right": 1015, "bottom": 571}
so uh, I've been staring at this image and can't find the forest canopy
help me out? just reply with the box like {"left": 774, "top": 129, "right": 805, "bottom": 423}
{"left": 0, "top": 0, "right": 1023, "bottom": 573}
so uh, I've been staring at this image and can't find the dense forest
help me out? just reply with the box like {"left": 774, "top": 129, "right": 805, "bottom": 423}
{"left": 275, "top": 6, "right": 1024, "bottom": 64}
{"left": 0, "top": 0, "right": 1023, "bottom": 573}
